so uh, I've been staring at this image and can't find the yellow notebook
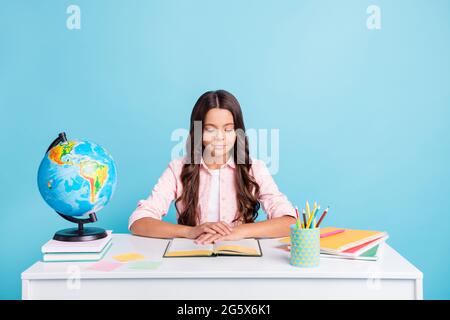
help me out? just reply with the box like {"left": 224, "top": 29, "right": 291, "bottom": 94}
{"left": 163, "top": 238, "right": 262, "bottom": 257}
{"left": 280, "top": 227, "right": 387, "bottom": 253}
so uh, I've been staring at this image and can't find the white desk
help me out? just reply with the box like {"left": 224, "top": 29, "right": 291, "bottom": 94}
{"left": 21, "top": 234, "right": 423, "bottom": 300}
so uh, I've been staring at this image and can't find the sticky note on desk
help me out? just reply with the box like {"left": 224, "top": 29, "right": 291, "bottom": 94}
{"left": 127, "top": 260, "right": 162, "bottom": 270}
{"left": 88, "top": 261, "right": 122, "bottom": 272}
{"left": 112, "top": 252, "right": 145, "bottom": 262}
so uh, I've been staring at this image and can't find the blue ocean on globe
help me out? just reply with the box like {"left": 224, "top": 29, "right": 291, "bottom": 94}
{"left": 37, "top": 139, "right": 117, "bottom": 217}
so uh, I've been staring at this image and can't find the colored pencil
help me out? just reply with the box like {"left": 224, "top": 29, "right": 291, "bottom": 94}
{"left": 302, "top": 209, "right": 307, "bottom": 229}
{"left": 320, "top": 229, "right": 345, "bottom": 238}
{"left": 306, "top": 201, "right": 311, "bottom": 220}
{"left": 316, "top": 206, "right": 330, "bottom": 228}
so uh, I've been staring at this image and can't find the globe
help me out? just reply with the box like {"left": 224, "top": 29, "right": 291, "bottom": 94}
{"left": 37, "top": 137, "right": 117, "bottom": 217}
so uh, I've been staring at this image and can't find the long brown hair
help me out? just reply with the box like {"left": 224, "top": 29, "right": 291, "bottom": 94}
{"left": 175, "top": 90, "right": 260, "bottom": 226}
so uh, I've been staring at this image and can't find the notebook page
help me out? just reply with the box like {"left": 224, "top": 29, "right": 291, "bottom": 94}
{"left": 165, "top": 238, "right": 214, "bottom": 257}
{"left": 213, "top": 239, "right": 260, "bottom": 255}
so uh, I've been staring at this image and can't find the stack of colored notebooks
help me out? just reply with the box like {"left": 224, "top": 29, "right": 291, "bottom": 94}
{"left": 281, "top": 227, "right": 388, "bottom": 261}
{"left": 319, "top": 227, "right": 388, "bottom": 261}
{"left": 41, "top": 230, "right": 113, "bottom": 262}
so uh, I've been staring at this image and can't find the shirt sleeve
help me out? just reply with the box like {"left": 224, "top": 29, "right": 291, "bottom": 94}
{"left": 128, "top": 160, "right": 179, "bottom": 230}
{"left": 251, "top": 159, "right": 296, "bottom": 220}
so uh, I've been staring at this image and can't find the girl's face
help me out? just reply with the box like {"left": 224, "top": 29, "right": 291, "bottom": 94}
{"left": 202, "top": 108, "right": 236, "bottom": 159}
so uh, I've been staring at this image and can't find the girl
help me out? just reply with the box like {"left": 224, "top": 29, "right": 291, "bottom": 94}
{"left": 129, "top": 90, "right": 296, "bottom": 244}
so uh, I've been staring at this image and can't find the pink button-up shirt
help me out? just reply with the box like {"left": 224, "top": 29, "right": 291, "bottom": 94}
{"left": 128, "top": 156, "right": 296, "bottom": 230}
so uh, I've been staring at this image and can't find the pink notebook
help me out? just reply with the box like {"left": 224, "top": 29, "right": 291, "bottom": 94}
{"left": 340, "top": 235, "right": 389, "bottom": 256}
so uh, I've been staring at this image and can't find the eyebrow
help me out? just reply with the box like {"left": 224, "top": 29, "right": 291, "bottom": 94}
{"left": 204, "top": 123, "right": 235, "bottom": 127}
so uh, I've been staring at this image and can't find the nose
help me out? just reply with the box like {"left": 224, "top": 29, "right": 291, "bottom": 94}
{"left": 215, "top": 130, "right": 225, "bottom": 140}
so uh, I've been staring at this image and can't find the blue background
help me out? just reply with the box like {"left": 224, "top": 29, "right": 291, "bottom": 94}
{"left": 1, "top": 0, "right": 449, "bottom": 299}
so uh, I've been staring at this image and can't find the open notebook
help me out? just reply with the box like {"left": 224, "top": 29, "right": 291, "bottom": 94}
{"left": 163, "top": 238, "right": 262, "bottom": 257}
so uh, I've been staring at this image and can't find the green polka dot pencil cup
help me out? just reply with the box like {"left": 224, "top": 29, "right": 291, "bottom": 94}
{"left": 289, "top": 224, "right": 320, "bottom": 268}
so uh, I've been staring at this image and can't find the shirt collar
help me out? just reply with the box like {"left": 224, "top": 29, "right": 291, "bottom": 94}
{"left": 200, "top": 154, "right": 236, "bottom": 170}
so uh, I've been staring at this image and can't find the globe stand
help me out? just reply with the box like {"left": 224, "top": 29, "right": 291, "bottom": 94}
{"left": 53, "top": 212, "right": 108, "bottom": 242}
{"left": 47, "top": 132, "right": 107, "bottom": 242}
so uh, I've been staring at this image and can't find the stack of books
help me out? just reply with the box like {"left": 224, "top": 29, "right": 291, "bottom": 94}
{"left": 41, "top": 230, "right": 113, "bottom": 262}
{"left": 319, "top": 227, "right": 388, "bottom": 261}
{"left": 281, "top": 227, "right": 389, "bottom": 261}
